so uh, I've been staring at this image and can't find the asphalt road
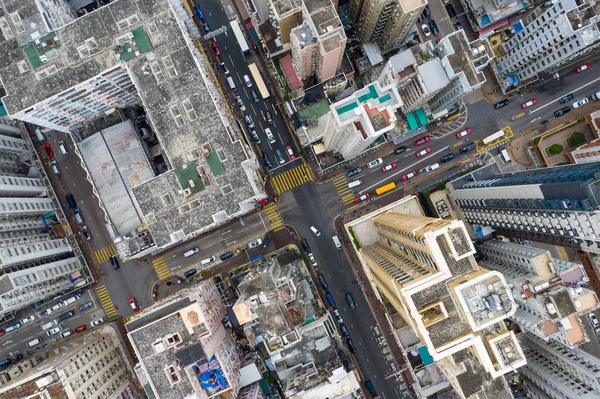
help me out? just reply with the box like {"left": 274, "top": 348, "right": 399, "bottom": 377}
{"left": 0, "top": 291, "right": 105, "bottom": 362}
{"left": 194, "top": 0, "right": 300, "bottom": 176}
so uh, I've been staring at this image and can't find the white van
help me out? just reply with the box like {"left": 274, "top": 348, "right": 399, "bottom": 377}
{"left": 348, "top": 180, "right": 362, "bottom": 188}
{"left": 592, "top": 90, "right": 600, "bottom": 101}
{"left": 243, "top": 75, "right": 252, "bottom": 87}
{"left": 41, "top": 320, "right": 58, "bottom": 330}
{"left": 58, "top": 141, "right": 69, "bottom": 155}
{"left": 332, "top": 236, "right": 342, "bottom": 250}
{"left": 500, "top": 148, "right": 511, "bottom": 162}
{"left": 51, "top": 160, "right": 61, "bottom": 175}
{"left": 227, "top": 76, "right": 237, "bottom": 92}
{"left": 265, "top": 128, "right": 275, "bottom": 144}
{"left": 310, "top": 226, "right": 321, "bottom": 237}
{"left": 201, "top": 256, "right": 216, "bottom": 265}
{"left": 35, "top": 128, "right": 47, "bottom": 143}
{"left": 26, "top": 338, "right": 41, "bottom": 348}
{"left": 425, "top": 163, "right": 440, "bottom": 172}
{"left": 184, "top": 247, "right": 200, "bottom": 257}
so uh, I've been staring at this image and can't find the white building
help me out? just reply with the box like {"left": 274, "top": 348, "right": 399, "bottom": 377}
{"left": 323, "top": 80, "right": 402, "bottom": 160}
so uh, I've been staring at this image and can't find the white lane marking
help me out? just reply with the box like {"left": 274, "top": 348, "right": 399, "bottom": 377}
{"left": 530, "top": 74, "right": 600, "bottom": 114}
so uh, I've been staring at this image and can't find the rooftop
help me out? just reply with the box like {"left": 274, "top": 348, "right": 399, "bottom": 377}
{"left": 399, "top": 0, "right": 428, "bottom": 13}
{"left": 270, "top": 0, "right": 302, "bottom": 17}
{"left": 305, "top": 0, "right": 342, "bottom": 35}
{"left": 440, "top": 31, "right": 485, "bottom": 88}
{"left": 418, "top": 60, "right": 450, "bottom": 93}
{"left": 0, "top": 0, "right": 262, "bottom": 248}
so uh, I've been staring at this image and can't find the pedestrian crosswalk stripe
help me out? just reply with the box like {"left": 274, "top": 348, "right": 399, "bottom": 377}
{"left": 153, "top": 257, "right": 171, "bottom": 280}
{"left": 272, "top": 164, "right": 312, "bottom": 193}
{"left": 333, "top": 175, "right": 357, "bottom": 205}
{"left": 96, "top": 285, "right": 117, "bottom": 318}
{"left": 94, "top": 245, "right": 116, "bottom": 264}
{"left": 264, "top": 204, "right": 284, "bottom": 230}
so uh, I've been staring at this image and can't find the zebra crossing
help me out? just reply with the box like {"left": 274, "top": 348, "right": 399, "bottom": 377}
{"left": 94, "top": 245, "right": 116, "bottom": 264}
{"left": 333, "top": 175, "right": 357, "bottom": 207}
{"left": 95, "top": 285, "right": 117, "bottom": 319}
{"left": 263, "top": 204, "right": 284, "bottom": 230}
{"left": 271, "top": 163, "right": 312, "bottom": 194}
{"left": 153, "top": 257, "right": 172, "bottom": 280}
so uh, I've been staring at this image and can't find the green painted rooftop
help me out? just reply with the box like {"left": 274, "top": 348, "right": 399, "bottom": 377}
{"left": 175, "top": 161, "right": 205, "bottom": 195}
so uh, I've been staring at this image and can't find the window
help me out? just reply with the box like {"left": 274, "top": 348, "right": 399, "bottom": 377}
{"left": 181, "top": 99, "right": 197, "bottom": 121}
{"left": 165, "top": 365, "right": 181, "bottom": 384}
{"left": 162, "top": 55, "right": 178, "bottom": 78}
{"left": 170, "top": 105, "right": 185, "bottom": 127}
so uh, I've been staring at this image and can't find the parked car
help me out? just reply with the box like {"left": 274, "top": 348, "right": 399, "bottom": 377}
{"left": 347, "top": 338, "right": 357, "bottom": 353}
{"left": 21, "top": 315, "right": 35, "bottom": 324}
{"left": 421, "top": 24, "right": 430, "bottom": 36}
{"left": 46, "top": 326, "right": 61, "bottom": 336}
{"left": 347, "top": 167, "right": 362, "bottom": 177}
{"left": 572, "top": 98, "right": 589, "bottom": 108}
{"left": 236, "top": 96, "right": 246, "bottom": 112}
{"left": 554, "top": 107, "right": 571, "bottom": 117}
{"left": 367, "top": 158, "right": 383, "bottom": 168}
{"left": 43, "top": 143, "right": 54, "bottom": 158}
{"left": 203, "top": 23, "right": 210, "bottom": 33}
{"left": 494, "top": 99, "right": 510, "bottom": 109}
{"left": 61, "top": 329, "right": 73, "bottom": 338}
{"left": 441, "top": 153, "right": 455, "bottom": 162}
{"left": 211, "top": 41, "right": 221, "bottom": 56}
{"left": 184, "top": 268, "right": 197, "bottom": 278}
{"left": 454, "top": 21, "right": 462, "bottom": 30}
{"left": 248, "top": 238, "right": 263, "bottom": 248}
{"left": 90, "top": 318, "right": 104, "bottom": 327}
{"left": 37, "top": 309, "right": 52, "bottom": 318}
{"left": 394, "top": 146, "right": 407, "bottom": 154}
{"left": 577, "top": 63, "right": 592, "bottom": 72}
{"left": 559, "top": 93, "right": 574, "bottom": 104}
{"left": 79, "top": 301, "right": 94, "bottom": 311}
{"left": 333, "top": 309, "right": 343, "bottom": 324}
{"left": 589, "top": 314, "right": 599, "bottom": 328}
{"left": 251, "top": 130, "right": 261, "bottom": 144}
{"left": 401, "top": 170, "right": 417, "bottom": 181}
{"left": 381, "top": 162, "right": 397, "bottom": 172}
{"left": 307, "top": 253, "right": 317, "bottom": 266}
{"left": 423, "top": 6, "right": 430, "bottom": 17}
{"left": 416, "top": 136, "right": 430, "bottom": 145}
{"left": 417, "top": 148, "right": 431, "bottom": 158}
{"left": 521, "top": 99, "right": 537, "bottom": 109}
{"left": 194, "top": 5, "right": 205, "bottom": 21}
{"left": 445, "top": 4, "right": 456, "bottom": 17}
{"left": 220, "top": 62, "right": 230, "bottom": 75}
{"left": 81, "top": 225, "right": 91, "bottom": 240}
{"left": 263, "top": 232, "right": 272, "bottom": 247}
{"left": 286, "top": 146, "right": 296, "bottom": 161}
{"left": 74, "top": 325, "right": 87, "bottom": 333}
{"left": 456, "top": 128, "right": 472, "bottom": 139}
{"left": 220, "top": 251, "right": 234, "bottom": 261}
{"left": 129, "top": 297, "right": 139, "bottom": 313}
{"left": 340, "top": 324, "right": 350, "bottom": 338}
{"left": 429, "top": 20, "right": 439, "bottom": 35}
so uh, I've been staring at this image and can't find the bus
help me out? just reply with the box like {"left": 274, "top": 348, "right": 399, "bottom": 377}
{"left": 248, "top": 63, "right": 270, "bottom": 100}
{"left": 375, "top": 182, "right": 396, "bottom": 195}
{"left": 229, "top": 19, "right": 251, "bottom": 57}
{"left": 482, "top": 129, "right": 505, "bottom": 145}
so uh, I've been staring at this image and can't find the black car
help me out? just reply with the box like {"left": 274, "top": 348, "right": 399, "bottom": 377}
{"left": 79, "top": 301, "right": 93, "bottom": 311}
{"left": 184, "top": 268, "right": 197, "bottom": 278}
{"left": 263, "top": 153, "right": 272, "bottom": 169}
{"left": 418, "top": 14, "right": 424, "bottom": 23}
{"left": 441, "top": 153, "right": 455, "bottom": 163}
{"left": 219, "top": 251, "right": 233, "bottom": 261}
{"left": 340, "top": 324, "right": 350, "bottom": 338}
{"left": 347, "top": 167, "right": 362, "bottom": 177}
{"left": 109, "top": 255, "right": 119, "bottom": 270}
{"left": 347, "top": 338, "right": 357, "bottom": 353}
{"left": 394, "top": 146, "right": 407, "bottom": 154}
{"left": 263, "top": 232, "right": 272, "bottom": 247}
{"left": 445, "top": 4, "right": 456, "bottom": 17}
{"left": 301, "top": 238, "right": 311, "bottom": 252}
{"left": 318, "top": 274, "right": 328, "bottom": 290}
{"left": 494, "top": 99, "right": 510, "bottom": 109}
{"left": 429, "top": 20, "right": 439, "bottom": 35}
{"left": 559, "top": 93, "right": 574, "bottom": 104}
{"left": 58, "top": 311, "right": 75, "bottom": 321}
{"left": 423, "top": 6, "right": 430, "bottom": 17}
{"left": 554, "top": 107, "right": 571, "bottom": 117}
{"left": 454, "top": 21, "right": 463, "bottom": 30}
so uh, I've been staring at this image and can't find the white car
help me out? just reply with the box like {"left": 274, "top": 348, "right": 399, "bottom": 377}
{"left": 37, "top": 309, "right": 53, "bottom": 318}
{"left": 421, "top": 24, "right": 431, "bottom": 36}
{"left": 308, "top": 253, "right": 317, "bottom": 266}
{"left": 61, "top": 329, "right": 73, "bottom": 338}
{"left": 51, "top": 301, "right": 67, "bottom": 311}
{"left": 21, "top": 315, "right": 36, "bottom": 324}
{"left": 572, "top": 98, "right": 589, "bottom": 108}
{"left": 333, "top": 309, "right": 343, "bottom": 324}
{"left": 236, "top": 96, "right": 246, "bottom": 112}
{"left": 46, "top": 326, "right": 61, "bottom": 336}
{"left": 90, "top": 318, "right": 104, "bottom": 327}
{"left": 366, "top": 158, "right": 383, "bottom": 168}
{"left": 248, "top": 238, "right": 263, "bottom": 248}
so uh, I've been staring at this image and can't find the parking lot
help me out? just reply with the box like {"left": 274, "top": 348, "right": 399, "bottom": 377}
{"left": 0, "top": 290, "right": 106, "bottom": 364}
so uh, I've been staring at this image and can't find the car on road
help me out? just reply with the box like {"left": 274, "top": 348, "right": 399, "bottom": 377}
{"left": 347, "top": 338, "right": 356, "bottom": 353}
{"left": 37, "top": 309, "right": 52, "bottom": 318}
{"left": 302, "top": 239, "right": 311, "bottom": 252}
{"left": 236, "top": 96, "right": 246, "bottom": 111}
{"left": 52, "top": 301, "right": 67, "bottom": 311}
{"left": 340, "top": 324, "right": 350, "bottom": 338}
{"left": 308, "top": 253, "right": 317, "bottom": 266}
{"left": 333, "top": 309, "right": 343, "bottom": 324}
{"left": 310, "top": 225, "right": 321, "bottom": 237}
{"left": 262, "top": 153, "right": 272, "bottom": 169}
{"left": 559, "top": 93, "right": 574, "bottom": 104}
{"left": 367, "top": 158, "right": 383, "bottom": 168}
{"left": 61, "top": 329, "right": 73, "bottom": 338}
{"left": 264, "top": 231, "right": 273, "bottom": 247}
{"left": 595, "top": 327, "right": 600, "bottom": 342}
{"left": 416, "top": 136, "right": 430, "bottom": 145}
{"left": 445, "top": 3, "right": 456, "bottom": 17}
{"left": 244, "top": 115, "right": 254, "bottom": 129}
{"left": 251, "top": 130, "right": 261, "bottom": 144}
{"left": 275, "top": 149, "right": 286, "bottom": 165}
{"left": 421, "top": 24, "right": 430, "bottom": 36}
{"left": 90, "top": 318, "right": 104, "bottom": 327}
{"left": 74, "top": 325, "right": 87, "bottom": 333}
{"left": 577, "top": 63, "right": 592, "bottom": 72}
{"left": 402, "top": 170, "right": 417, "bottom": 181}
{"left": 211, "top": 41, "right": 221, "bottom": 56}
{"left": 347, "top": 167, "right": 362, "bottom": 177}
{"left": 381, "top": 162, "right": 397, "bottom": 172}
{"left": 394, "top": 146, "right": 407, "bottom": 154}
{"left": 79, "top": 300, "right": 93, "bottom": 311}
{"left": 423, "top": 6, "right": 430, "bottom": 17}
{"left": 21, "top": 315, "right": 35, "bottom": 324}
{"left": 286, "top": 146, "right": 296, "bottom": 161}
{"left": 494, "top": 99, "right": 509, "bottom": 109}
{"left": 184, "top": 268, "right": 197, "bottom": 278}
{"left": 429, "top": 20, "right": 439, "bottom": 35}
{"left": 248, "top": 238, "right": 263, "bottom": 248}
{"left": 355, "top": 193, "right": 370, "bottom": 203}
{"left": 81, "top": 225, "right": 91, "bottom": 240}
{"left": 129, "top": 297, "right": 139, "bottom": 313}
{"left": 109, "top": 255, "right": 119, "bottom": 270}
{"left": 0, "top": 330, "right": 4, "bottom": 337}
{"left": 572, "top": 98, "right": 589, "bottom": 108}
{"left": 5, "top": 323, "right": 21, "bottom": 333}
{"left": 46, "top": 326, "right": 61, "bottom": 336}
{"left": 220, "top": 62, "right": 229, "bottom": 75}
{"left": 220, "top": 251, "right": 233, "bottom": 261}
{"left": 43, "top": 143, "right": 54, "bottom": 158}
{"left": 554, "top": 107, "right": 571, "bottom": 117}
{"left": 456, "top": 128, "right": 472, "bottom": 139}
{"left": 194, "top": 5, "right": 205, "bottom": 21}
{"left": 417, "top": 148, "right": 431, "bottom": 158}
{"left": 203, "top": 23, "right": 210, "bottom": 33}
{"left": 454, "top": 21, "right": 462, "bottom": 30}
{"left": 590, "top": 314, "right": 599, "bottom": 327}
{"left": 318, "top": 274, "right": 328, "bottom": 289}
{"left": 251, "top": 90, "right": 260, "bottom": 103}
{"left": 521, "top": 99, "right": 537, "bottom": 109}
{"left": 441, "top": 153, "right": 455, "bottom": 162}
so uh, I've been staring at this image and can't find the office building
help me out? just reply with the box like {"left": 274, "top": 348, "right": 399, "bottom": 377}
{"left": 517, "top": 332, "right": 600, "bottom": 399}
{"left": 346, "top": 196, "right": 526, "bottom": 399}
{"left": 127, "top": 278, "right": 242, "bottom": 399}
{"left": 323, "top": 81, "right": 402, "bottom": 160}
{"left": 478, "top": 240, "right": 598, "bottom": 348}
{"left": 0, "top": 0, "right": 265, "bottom": 251}
{"left": 458, "top": 0, "right": 528, "bottom": 34}
{"left": 495, "top": 0, "right": 600, "bottom": 93}
{"left": 449, "top": 163, "right": 600, "bottom": 255}
{"left": 356, "top": 0, "right": 427, "bottom": 54}
{"left": 290, "top": 0, "right": 347, "bottom": 83}
{"left": 0, "top": 324, "right": 141, "bottom": 399}
{"left": 0, "top": 121, "right": 90, "bottom": 318}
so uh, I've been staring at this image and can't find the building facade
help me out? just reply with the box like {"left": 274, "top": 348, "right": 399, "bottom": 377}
{"left": 495, "top": 0, "right": 600, "bottom": 93}
{"left": 323, "top": 81, "right": 402, "bottom": 160}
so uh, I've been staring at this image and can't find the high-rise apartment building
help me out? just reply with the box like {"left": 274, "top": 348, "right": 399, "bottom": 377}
{"left": 0, "top": 324, "right": 140, "bottom": 399}
{"left": 478, "top": 240, "right": 598, "bottom": 348}
{"left": 0, "top": 120, "right": 90, "bottom": 318}
{"left": 323, "top": 81, "right": 402, "bottom": 160}
{"left": 517, "top": 332, "right": 600, "bottom": 399}
{"left": 290, "top": 0, "right": 347, "bottom": 83}
{"left": 355, "top": 0, "right": 427, "bottom": 54}
{"left": 449, "top": 163, "right": 600, "bottom": 255}
{"left": 458, "top": 0, "right": 528, "bottom": 34}
{"left": 495, "top": 0, "right": 600, "bottom": 93}
{"left": 346, "top": 196, "right": 526, "bottom": 398}
{"left": 127, "top": 278, "right": 242, "bottom": 399}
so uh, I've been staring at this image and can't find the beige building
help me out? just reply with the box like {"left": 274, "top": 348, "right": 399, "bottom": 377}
{"left": 0, "top": 324, "right": 140, "bottom": 399}
{"left": 356, "top": 0, "right": 427, "bottom": 54}
{"left": 346, "top": 196, "right": 526, "bottom": 398}
{"left": 268, "top": 0, "right": 303, "bottom": 46}
{"left": 290, "top": 0, "right": 347, "bottom": 82}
